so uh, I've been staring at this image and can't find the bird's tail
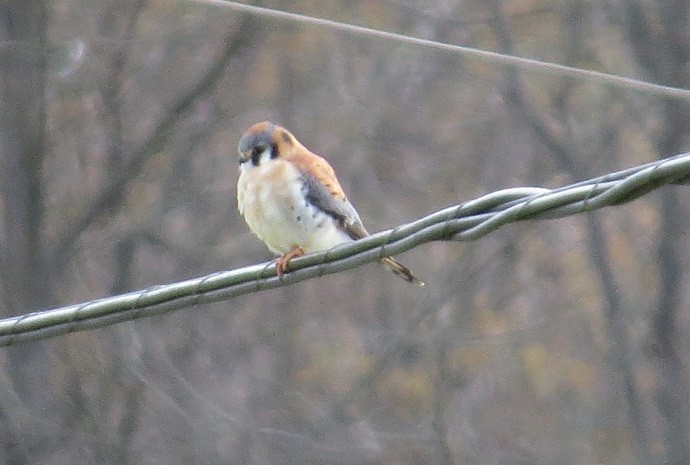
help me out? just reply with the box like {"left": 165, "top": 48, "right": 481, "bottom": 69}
{"left": 379, "top": 257, "right": 425, "bottom": 286}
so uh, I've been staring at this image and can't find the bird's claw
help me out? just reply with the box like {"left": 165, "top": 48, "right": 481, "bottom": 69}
{"left": 275, "top": 245, "right": 305, "bottom": 279}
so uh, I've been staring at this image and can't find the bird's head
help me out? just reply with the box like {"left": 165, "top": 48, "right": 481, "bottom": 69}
{"left": 238, "top": 121, "right": 299, "bottom": 167}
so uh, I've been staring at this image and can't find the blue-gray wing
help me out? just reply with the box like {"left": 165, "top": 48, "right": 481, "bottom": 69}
{"left": 301, "top": 172, "right": 369, "bottom": 239}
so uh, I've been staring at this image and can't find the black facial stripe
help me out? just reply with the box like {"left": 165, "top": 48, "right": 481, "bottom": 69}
{"left": 250, "top": 147, "right": 262, "bottom": 166}
{"left": 270, "top": 144, "right": 279, "bottom": 159}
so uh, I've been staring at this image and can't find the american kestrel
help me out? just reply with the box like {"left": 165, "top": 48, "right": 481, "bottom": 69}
{"left": 237, "top": 121, "right": 424, "bottom": 286}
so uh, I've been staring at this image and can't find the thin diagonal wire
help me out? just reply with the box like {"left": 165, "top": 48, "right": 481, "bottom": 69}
{"left": 191, "top": 0, "right": 690, "bottom": 101}
{"left": 0, "top": 152, "right": 689, "bottom": 346}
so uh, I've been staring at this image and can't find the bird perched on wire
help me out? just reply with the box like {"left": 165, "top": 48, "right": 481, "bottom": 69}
{"left": 237, "top": 121, "right": 424, "bottom": 286}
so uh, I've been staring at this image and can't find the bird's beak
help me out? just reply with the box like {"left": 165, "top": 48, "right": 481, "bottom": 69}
{"left": 238, "top": 150, "right": 251, "bottom": 165}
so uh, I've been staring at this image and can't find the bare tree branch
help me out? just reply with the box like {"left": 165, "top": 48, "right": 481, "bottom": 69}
{"left": 49, "top": 15, "right": 257, "bottom": 267}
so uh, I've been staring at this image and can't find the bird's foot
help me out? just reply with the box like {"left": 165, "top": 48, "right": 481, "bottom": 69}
{"left": 275, "top": 245, "right": 305, "bottom": 278}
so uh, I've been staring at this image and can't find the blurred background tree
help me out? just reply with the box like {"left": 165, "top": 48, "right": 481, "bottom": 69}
{"left": 0, "top": 0, "right": 688, "bottom": 464}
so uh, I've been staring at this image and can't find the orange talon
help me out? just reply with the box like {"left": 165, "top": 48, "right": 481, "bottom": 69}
{"left": 275, "top": 245, "right": 305, "bottom": 278}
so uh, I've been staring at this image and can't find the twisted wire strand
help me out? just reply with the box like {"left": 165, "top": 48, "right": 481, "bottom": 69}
{"left": 0, "top": 152, "right": 688, "bottom": 346}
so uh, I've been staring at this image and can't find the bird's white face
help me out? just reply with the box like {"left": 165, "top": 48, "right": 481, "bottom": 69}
{"left": 239, "top": 146, "right": 274, "bottom": 172}
{"left": 254, "top": 147, "right": 273, "bottom": 166}
{"left": 237, "top": 121, "right": 283, "bottom": 170}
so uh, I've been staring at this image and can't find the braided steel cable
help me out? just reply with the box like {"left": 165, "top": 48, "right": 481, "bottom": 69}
{"left": 0, "top": 152, "right": 688, "bottom": 346}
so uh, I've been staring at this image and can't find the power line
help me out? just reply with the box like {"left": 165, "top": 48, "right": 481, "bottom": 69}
{"left": 193, "top": 0, "right": 690, "bottom": 101}
{"left": 1, "top": 152, "right": 688, "bottom": 347}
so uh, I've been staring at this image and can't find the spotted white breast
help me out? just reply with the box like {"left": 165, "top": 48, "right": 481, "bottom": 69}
{"left": 237, "top": 158, "right": 353, "bottom": 255}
